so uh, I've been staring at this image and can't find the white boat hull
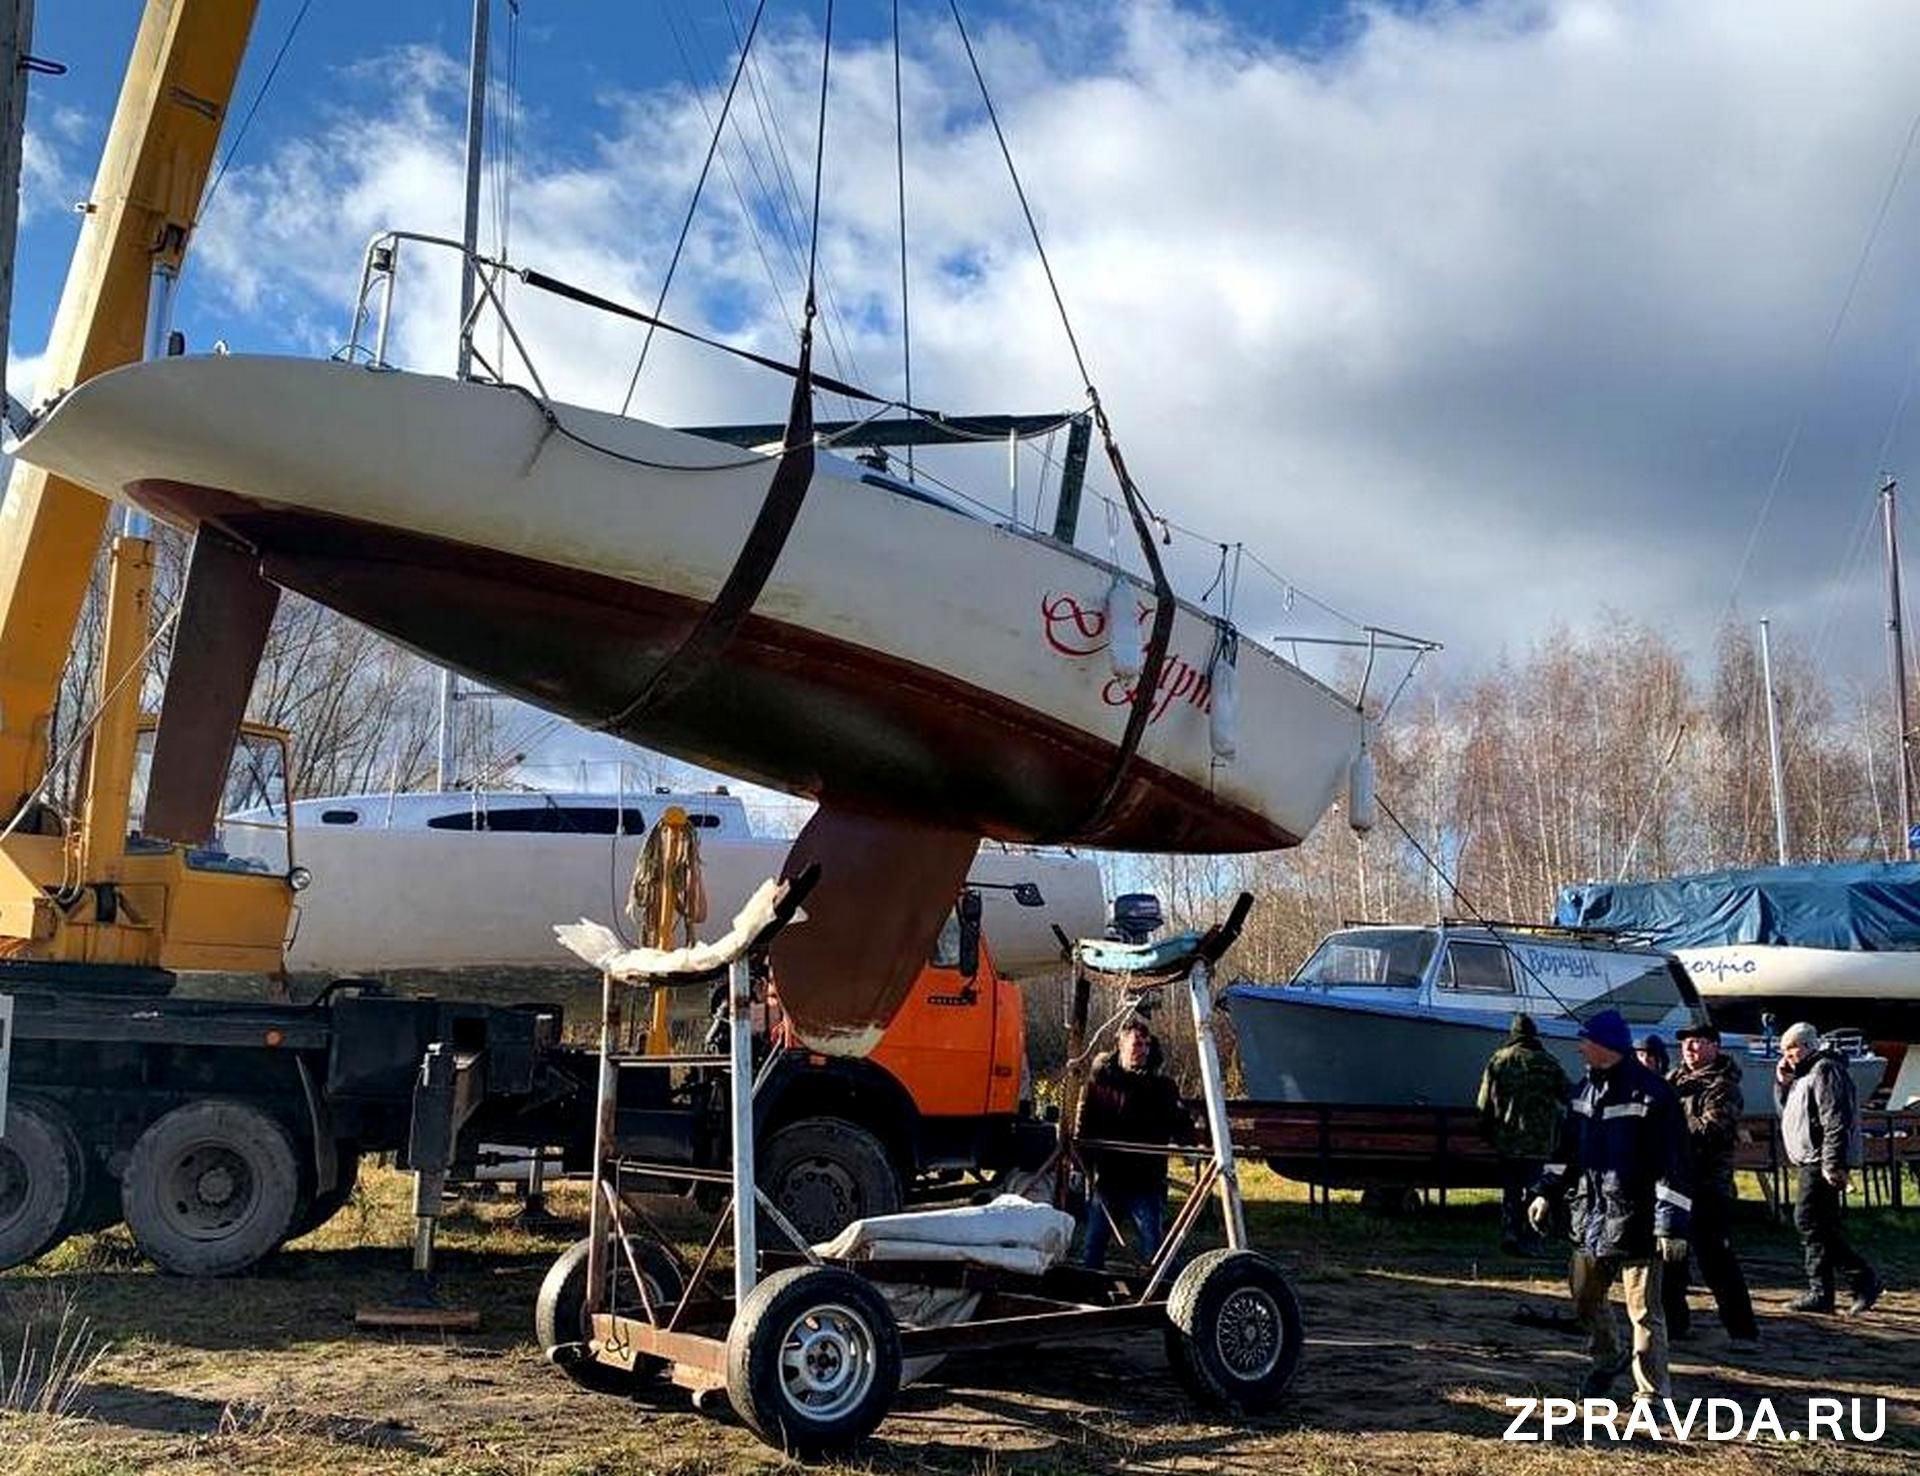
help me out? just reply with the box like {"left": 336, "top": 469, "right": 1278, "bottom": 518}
{"left": 238, "top": 825, "right": 1102, "bottom": 979}
{"left": 17, "top": 356, "right": 1365, "bottom": 853}
{"left": 1678, "top": 945, "right": 1920, "bottom": 1042}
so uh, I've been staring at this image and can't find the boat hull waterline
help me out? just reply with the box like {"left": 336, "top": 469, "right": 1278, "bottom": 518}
{"left": 17, "top": 356, "right": 1368, "bottom": 854}
{"left": 1224, "top": 986, "right": 1886, "bottom": 1118}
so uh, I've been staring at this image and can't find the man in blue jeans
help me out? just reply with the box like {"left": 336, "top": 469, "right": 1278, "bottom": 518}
{"left": 1077, "top": 1016, "right": 1193, "bottom": 1268}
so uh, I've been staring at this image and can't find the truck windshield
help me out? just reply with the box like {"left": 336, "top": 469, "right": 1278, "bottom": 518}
{"left": 1292, "top": 930, "right": 1436, "bottom": 988}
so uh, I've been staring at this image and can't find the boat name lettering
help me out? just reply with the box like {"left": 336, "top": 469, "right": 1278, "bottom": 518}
{"left": 1041, "top": 591, "right": 1146, "bottom": 657}
{"left": 1103, "top": 652, "right": 1215, "bottom": 722}
{"left": 1684, "top": 956, "right": 1759, "bottom": 980}
{"left": 1519, "top": 947, "right": 1602, "bottom": 980}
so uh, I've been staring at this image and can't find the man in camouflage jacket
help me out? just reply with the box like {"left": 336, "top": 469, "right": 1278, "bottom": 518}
{"left": 1477, "top": 1013, "right": 1569, "bottom": 1254}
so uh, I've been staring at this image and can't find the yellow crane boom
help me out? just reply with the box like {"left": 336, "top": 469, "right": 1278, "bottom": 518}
{"left": 0, "top": 1, "right": 287, "bottom": 971}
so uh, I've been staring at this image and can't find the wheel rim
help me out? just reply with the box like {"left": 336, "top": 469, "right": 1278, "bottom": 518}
{"left": 0, "top": 1144, "right": 30, "bottom": 1230}
{"left": 775, "top": 1158, "right": 860, "bottom": 1243}
{"left": 776, "top": 1302, "right": 878, "bottom": 1422}
{"left": 158, "top": 1140, "right": 258, "bottom": 1241}
{"left": 1214, "top": 1285, "right": 1283, "bottom": 1382}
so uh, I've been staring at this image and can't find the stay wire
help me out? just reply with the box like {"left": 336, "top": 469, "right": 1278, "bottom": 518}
{"left": 892, "top": 0, "right": 915, "bottom": 482}
{"left": 620, "top": 0, "right": 773, "bottom": 416}
{"left": 196, "top": 0, "right": 315, "bottom": 226}
{"left": 947, "top": 0, "right": 1091, "bottom": 392}
{"left": 713, "top": 0, "right": 866, "bottom": 418}
{"left": 656, "top": 4, "right": 800, "bottom": 344}
{"left": 1376, "top": 792, "right": 1581, "bottom": 1021}
{"left": 803, "top": 0, "right": 836, "bottom": 316}
{"left": 1714, "top": 96, "right": 1920, "bottom": 632}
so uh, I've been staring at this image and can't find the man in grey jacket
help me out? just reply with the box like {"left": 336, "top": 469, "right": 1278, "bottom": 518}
{"left": 1775, "top": 1022, "right": 1882, "bottom": 1316}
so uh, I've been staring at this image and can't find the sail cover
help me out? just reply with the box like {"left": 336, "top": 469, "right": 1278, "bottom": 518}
{"left": 1557, "top": 862, "right": 1920, "bottom": 952}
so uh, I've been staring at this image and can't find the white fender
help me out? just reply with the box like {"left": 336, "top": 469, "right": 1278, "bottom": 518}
{"left": 1348, "top": 743, "right": 1377, "bottom": 834}
{"left": 1106, "top": 578, "right": 1142, "bottom": 679}
{"left": 1209, "top": 627, "right": 1239, "bottom": 760}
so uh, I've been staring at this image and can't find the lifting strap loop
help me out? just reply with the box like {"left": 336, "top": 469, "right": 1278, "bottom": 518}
{"left": 596, "top": 325, "right": 817, "bottom": 732}
{"left": 1054, "top": 392, "right": 1177, "bottom": 840}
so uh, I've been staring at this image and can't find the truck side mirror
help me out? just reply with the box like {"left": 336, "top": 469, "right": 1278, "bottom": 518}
{"left": 958, "top": 889, "right": 983, "bottom": 980}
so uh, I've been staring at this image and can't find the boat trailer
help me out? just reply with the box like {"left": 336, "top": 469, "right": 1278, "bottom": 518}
{"left": 538, "top": 884, "right": 1302, "bottom": 1457}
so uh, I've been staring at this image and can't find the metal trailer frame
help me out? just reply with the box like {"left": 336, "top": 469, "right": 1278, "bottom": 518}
{"left": 548, "top": 888, "right": 1305, "bottom": 1457}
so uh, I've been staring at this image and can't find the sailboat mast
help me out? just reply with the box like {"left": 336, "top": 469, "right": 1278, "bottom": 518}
{"left": 1883, "top": 477, "right": 1914, "bottom": 859}
{"left": 1758, "top": 618, "right": 1789, "bottom": 865}
{"left": 439, "top": 0, "right": 490, "bottom": 793}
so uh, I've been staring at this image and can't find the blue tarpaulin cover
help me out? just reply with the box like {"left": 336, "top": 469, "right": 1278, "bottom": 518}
{"left": 1556, "top": 862, "right": 1920, "bottom": 952}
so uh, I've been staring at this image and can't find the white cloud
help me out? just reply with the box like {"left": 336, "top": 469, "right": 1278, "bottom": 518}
{"left": 177, "top": 0, "right": 1920, "bottom": 691}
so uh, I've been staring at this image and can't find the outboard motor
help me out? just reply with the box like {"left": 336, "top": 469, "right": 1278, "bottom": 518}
{"left": 1108, "top": 892, "right": 1164, "bottom": 945}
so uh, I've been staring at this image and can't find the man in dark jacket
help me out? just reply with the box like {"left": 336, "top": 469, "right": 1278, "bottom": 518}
{"left": 1076, "top": 1016, "right": 1192, "bottom": 1268}
{"left": 1528, "top": 1008, "right": 1691, "bottom": 1401}
{"left": 1662, "top": 1024, "right": 1758, "bottom": 1347}
{"left": 1477, "top": 1014, "right": 1569, "bottom": 1255}
{"left": 1776, "top": 1022, "right": 1883, "bottom": 1315}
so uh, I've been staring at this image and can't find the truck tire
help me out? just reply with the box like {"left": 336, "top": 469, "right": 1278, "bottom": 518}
{"left": 288, "top": 1143, "right": 360, "bottom": 1241}
{"left": 725, "top": 1265, "right": 900, "bottom": 1458}
{"left": 121, "top": 1100, "right": 302, "bottom": 1276}
{"left": 1163, "top": 1248, "right": 1303, "bottom": 1414}
{"left": 536, "top": 1232, "right": 685, "bottom": 1392}
{"left": 68, "top": 1160, "right": 125, "bottom": 1236}
{"left": 759, "top": 1119, "right": 900, "bottom": 1246}
{"left": 0, "top": 1097, "right": 87, "bottom": 1268}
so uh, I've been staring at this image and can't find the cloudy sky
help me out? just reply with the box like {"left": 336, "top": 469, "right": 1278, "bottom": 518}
{"left": 18, "top": 0, "right": 1920, "bottom": 776}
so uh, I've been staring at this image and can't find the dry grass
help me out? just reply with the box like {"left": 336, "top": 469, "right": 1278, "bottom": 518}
{"left": 1, "top": 1162, "right": 1913, "bottom": 1474}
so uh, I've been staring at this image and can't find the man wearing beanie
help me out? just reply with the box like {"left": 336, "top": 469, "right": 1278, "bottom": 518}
{"left": 1776, "top": 1022, "right": 1882, "bottom": 1315}
{"left": 1528, "top": 1007, "right": 1692, "bottom": 1402}
{"left": 1477, "top": 1013, "right": 1570, "bottom": 1255}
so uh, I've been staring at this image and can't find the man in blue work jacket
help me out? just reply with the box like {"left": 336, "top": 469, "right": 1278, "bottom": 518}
{"left": 1528, "top": 1008, "right": 1692, "bottom": 1402}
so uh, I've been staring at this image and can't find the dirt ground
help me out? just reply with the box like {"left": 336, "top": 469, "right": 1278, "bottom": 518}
{"left": 1, "top": 1166, "right": 1914, "bottom": 1475}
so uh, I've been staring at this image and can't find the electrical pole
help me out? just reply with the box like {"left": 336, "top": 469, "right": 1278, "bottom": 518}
{"left": 1884, "top": 478, "right": 1914, "bottom": 859}
{"left": 1758, "top": 618, "right": 1789, "bottom": 866}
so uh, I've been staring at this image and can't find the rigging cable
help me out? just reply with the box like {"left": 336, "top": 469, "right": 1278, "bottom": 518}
{"left": 1376, "top": 793, "right": 1582, "bottom": 1021}
{"left": 195, "top": 0, "right": 316, "bottom": 226}
{"left": 892, "top": 0, "right": 915, "bottom": 483}
{"left": 947, "top": 0, "right": 1178, "bottom": 836}
{"left": 620, "top": 0, "right": 773, "bottom": 416}
{"left": 715, "top": 0, "right": 869, "bottom": 419}
{"left": 1712, "top": 97, "right": 1920, "bottom": 634}
{"left": 656, "top": 3, "right": 800, "bottom": 344}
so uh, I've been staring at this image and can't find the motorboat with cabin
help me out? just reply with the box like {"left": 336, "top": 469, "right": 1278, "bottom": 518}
{"left": 1225, "top": 920, "right": 1885, "bottom": 1115}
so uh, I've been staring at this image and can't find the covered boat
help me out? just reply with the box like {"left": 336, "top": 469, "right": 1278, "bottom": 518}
{"left": 1557, "top": 862, "right": 1920, "bottom": 1042}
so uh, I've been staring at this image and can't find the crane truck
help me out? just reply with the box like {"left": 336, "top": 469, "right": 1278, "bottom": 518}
{"left": 0, "top": 0, "right": 1087, "bottom": 1279}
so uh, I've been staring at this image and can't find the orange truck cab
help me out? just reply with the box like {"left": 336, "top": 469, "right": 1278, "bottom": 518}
{"left": 752, "top": 888, "right": 1057, "bottom": 1240}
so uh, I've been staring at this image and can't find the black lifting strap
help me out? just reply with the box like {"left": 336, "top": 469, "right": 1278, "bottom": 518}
{"left": 597, "top": 327, "right": 818, "bottom": 731}
{"left": 1058, "top": 398, "right": 1177, "bottom": 841}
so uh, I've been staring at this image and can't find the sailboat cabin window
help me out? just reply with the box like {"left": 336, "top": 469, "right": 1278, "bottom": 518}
{"left": 426, "top": 806, "right": 648, "bottom": 834}
{"left": 1440, "top": 941, "right": 1515, "bottom": 994}
{"left": 320, "top": 809, "right": 361, "bottom": 825}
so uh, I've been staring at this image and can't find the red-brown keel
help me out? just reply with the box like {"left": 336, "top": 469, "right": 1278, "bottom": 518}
{"left": 772, "top": 807, "right": 980, "bottom": 1056}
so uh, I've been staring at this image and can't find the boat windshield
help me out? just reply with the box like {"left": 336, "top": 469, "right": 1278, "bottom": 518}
{"left": 1292, "top": 930, "right": 1436, "bottom": 989}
